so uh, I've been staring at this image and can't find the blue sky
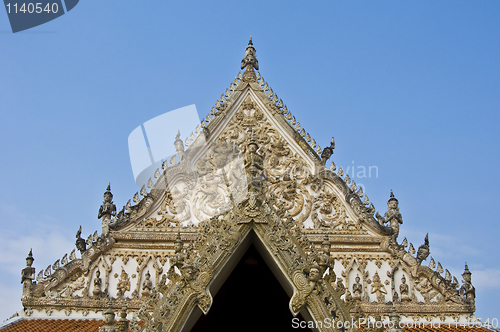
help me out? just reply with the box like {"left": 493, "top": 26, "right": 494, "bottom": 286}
{"left": 1, "top": 0, "right": 499, "bottom": 323}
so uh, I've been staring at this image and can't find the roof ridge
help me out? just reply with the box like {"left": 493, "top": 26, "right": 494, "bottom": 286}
{"left": 0, "top": 316, "right": 23, "bottom": 330}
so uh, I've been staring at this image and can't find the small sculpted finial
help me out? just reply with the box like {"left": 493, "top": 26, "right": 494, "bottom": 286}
{"left": 76, "top": 225, "right": 87, "bottom": 253}
{"left": 100, "top": 299, "right": 118, "bottom": 332}
{"left": 118, "top": 299, "right": 129, "bottom": 332}
{"left": 320, "top": 137, "right": 335, "bottom": 166}
{"left": 460, "top": 261, "right": 475, "bottom": 303}
{"left": 384, "top": 190, "right": 403, "bottom": 242}
{"left": 21, "top": 248, "right": 36, "bottom": 288}
{"left": 416, "top": 233, "right": 430, "bottom": 265}
{"left": 241, "top": 37, "right": 259, "bottom": 81}
{"left": 99, "top": 183, "right": 117, "bottom": 237}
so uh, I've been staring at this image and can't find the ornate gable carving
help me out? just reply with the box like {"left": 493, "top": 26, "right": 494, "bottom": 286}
{"left": 19, "top": 39, "right": 477, "bottom": 327}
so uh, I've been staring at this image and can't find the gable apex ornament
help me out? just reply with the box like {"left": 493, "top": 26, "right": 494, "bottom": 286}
{"left": 241, "top": 36, "right": 259, "bottom": 82}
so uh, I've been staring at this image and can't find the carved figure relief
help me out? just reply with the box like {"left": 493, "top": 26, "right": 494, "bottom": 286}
{"left": 368, "top": 271, "right": 387, "bottom": 303}
{"left": 352, "top": 274, "right": 363, "bottom": 301}
{"left": 400, "top": 275, "right": 410, "bottom": 302}
{"left": 93, "top": 270, "right": 103, "bottom": 297}
{"left": 116, "top": 268, "right": 131, "bottom": 297}
{"left": 215, "top": 98, "right": 315, "bottom": 227}
{"left": 141, "top": 271, "right": 153, "bottom": 298}
{"left": 59, "top": 273, "right": 86, "bottom": 298}
{"left": 316, "top": 236, "right": 335, "bottom": 281}
{"left": 415, "top": 276, "right": 439, "bottom": 303}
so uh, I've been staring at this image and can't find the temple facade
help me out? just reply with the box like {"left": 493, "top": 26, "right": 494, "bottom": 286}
{"left": 7, "top": 39, "right": 479, "bottom": 332}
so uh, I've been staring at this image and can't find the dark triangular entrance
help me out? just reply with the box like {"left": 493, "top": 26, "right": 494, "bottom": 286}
{"left": 189, "top": 244, "right": 312, "bottom": 332}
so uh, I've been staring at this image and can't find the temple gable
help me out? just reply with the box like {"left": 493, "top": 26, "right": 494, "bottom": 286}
{"left": 16, "top": 39, "right": 477, "bottom": 331}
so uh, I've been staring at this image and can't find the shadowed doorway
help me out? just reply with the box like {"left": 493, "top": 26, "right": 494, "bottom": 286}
{"left": 189, "top": 245, "right": 313, "bottom": 332}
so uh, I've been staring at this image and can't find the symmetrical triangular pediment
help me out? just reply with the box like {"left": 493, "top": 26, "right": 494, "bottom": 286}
{"left": 18, "top": 40, "right": 476, "bottom": 331}
{"left": 116, "top": 84, "right": 389, "bottom": 241}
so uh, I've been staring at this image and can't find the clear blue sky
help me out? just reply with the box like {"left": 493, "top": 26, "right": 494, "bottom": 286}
{"left": 0, "top": 0, "right": 499, "bottom": 323}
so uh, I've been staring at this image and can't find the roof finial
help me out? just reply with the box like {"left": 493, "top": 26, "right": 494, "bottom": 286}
{"left": 241, "top": 37, "right": 259, "bottom": 82}
{"left": 100, "top": 299, "right": 116, "bottom": 331}
{"left": 320, "top": 137, "right": 335, "bottom": 166}
{"left": 386, "top": 304, "right": 404, "bottom": 332}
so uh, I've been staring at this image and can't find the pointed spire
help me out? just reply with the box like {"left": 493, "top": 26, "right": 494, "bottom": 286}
{"left": 118, "top": 300, "right": 129, "bottom": 332}
{"left": 388, "top": 189, "right": 398, "bottom": 203}
{"left": 26, "top": 248, "right": 34, "bottom": 262}
{"left": 241, "top": 37, "right": 259, "bottom": 81}
{"left": 463, "top": 262, "right": 471, "bottom": 277}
